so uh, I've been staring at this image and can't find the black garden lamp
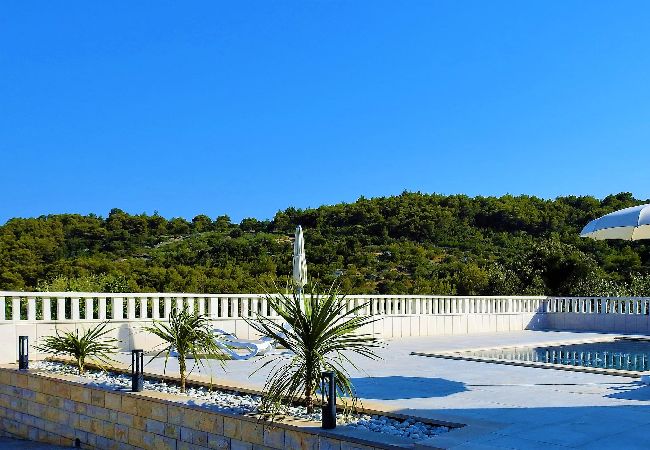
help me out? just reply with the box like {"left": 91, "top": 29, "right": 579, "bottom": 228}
{"left": 18, "top": 336, "right": 29, "bottom": 370}
{"left": 321, "top": 371, "right": 336, "bottom": 429}
{"left": 131, "top": 349, "right": 144, "bottom": 392}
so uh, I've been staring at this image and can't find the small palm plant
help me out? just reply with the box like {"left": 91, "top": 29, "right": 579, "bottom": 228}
{"left": 142, "top": 308, "right": 225, "bottom": 393}
{"left": 36, "top": 321, "right": 118, "bottom": 375}
{"left": 247, "top": 285, "right": 382, "bottom": 416}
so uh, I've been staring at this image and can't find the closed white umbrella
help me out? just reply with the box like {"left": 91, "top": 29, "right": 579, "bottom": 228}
{"left": 580, "top": 204, "right": 650, "bottom": 241}
{"left": 293, "top": 225, "right": 308, "bottom": 296}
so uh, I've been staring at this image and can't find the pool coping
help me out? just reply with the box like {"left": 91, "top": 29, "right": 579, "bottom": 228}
{"left": 410, "top": 335, "right": 650, "bottom": 378}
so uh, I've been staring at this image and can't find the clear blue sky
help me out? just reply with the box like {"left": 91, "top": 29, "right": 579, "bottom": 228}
{"left": 2, "top": 2, "right": 649, "bottom": 225}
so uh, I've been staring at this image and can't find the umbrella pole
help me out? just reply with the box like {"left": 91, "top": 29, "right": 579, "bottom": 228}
{"left": 297, "top": 286, "right": 303, "bottom": 311}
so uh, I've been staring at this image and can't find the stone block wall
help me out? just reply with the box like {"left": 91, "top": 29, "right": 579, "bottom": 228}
{"left": 0, "top": 367, "right": 403, "bottom": 450}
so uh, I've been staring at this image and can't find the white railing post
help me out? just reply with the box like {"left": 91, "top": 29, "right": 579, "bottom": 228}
{"left": 0, "top": 296, "right": 4, "bottom": 321}
{"left": 112, "top": 297, "right": 123, "bottom": 320}
{"left": 98, "top": 297, "right": 107, "bottom": 320}
{"left": 42, "top": 297, "right": 51, "bottom": 321}
{"left": 151, "top": 296, "right": 160, "bottom": 319}
{"left": 232, "top": 297, "right": 240, "bottom": 318}
{"left": 27, "top": 297, "right": 36, "bottom": 321}
{"left": 208, "top": 296, "right": 219, "bottom": 319}
{"left": 198, "top": 297, "right": 206, "bottom": 316}
{"left": 220, "top": 297, "right": 229, "bottom": 318}
{"left": 12, "top": 296, "right": 21, "bottom": 321}
{"left": 242, "top": 297, "right": 250, "bottom": 317}
{"left": 71, "top": 297, "right": 80, "bottom": 321}
{"left": 127, "top": 297, "right": 136, "bottom": 319}
{"left": 85, "top": 297, "right": 94, "bottom": 320}
{"left": 187, "top": 297, "right": 195, "bottom": 314}
{"left": 140, "top": 297, "right": 148, "bottom": 319}
{"left": 164, "top": 296, "right": 172, "bottom": 318}
{"left": 175, "top": 297, "right": 184, "bottom": 313}
{"left": 57, "top": 297, "right": 66, "bottom": 320}
{"left": 260, "top": 296, "right": 268, "bottom": 317}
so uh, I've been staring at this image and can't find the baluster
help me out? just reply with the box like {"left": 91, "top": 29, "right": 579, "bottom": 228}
{"left": 139, "top": 297, "right": 148, "bottom": 319}
{"left": 42, "top": 297, "right": 51, "bottom": 321}
{"left": 175, "top": 297, "right": 184, "bottom": 313}
{"left": 12, "top": 296, "right": 21, "bottom": 320}
{"left": 164, "top": 297, "right": 172, "bottom": 318}
{"left": 126, "top": 297, "right": 136, "bottom": 319}
{"left": 231, "top": 297, "right": 240, "bottom": 318}
{"left": 27, "top": 297, "right": 36, "bottom": 321}
{"left": 112, "top": 297, "right": 124, "bottom": 320}
{"left": 261, "top": 296, "right": 269, "bottom": 317}
{"left": 71, "top": 297, "right": 80, "bottom": 321}
{"left": 208, "top": 296, "right": 218, "bottom": 319}
{"left": 57, "top": 297, "right": 66, "bottom": 320}
{"left": 0, "top": 296, "right": 4, "bottom": 320}
{"left": 220, "top": 297, "right": 229, "bottom": 317}
{"left": 151, "top": 296, "right": 160, "bottom": 319}
{"left": 98, "top": 297, "right": 107, "bottom": 320}
{"left": 85, "top": 297, "right": 94, "bottom": 320}
{"left": 240, "top": 297, "right": 249, "bottom": 317}
{"left": 198, "top": 297, "right": 206, "bottom": 316}
{"left": 186, "top": 297, "right": 195, "bottom": 314}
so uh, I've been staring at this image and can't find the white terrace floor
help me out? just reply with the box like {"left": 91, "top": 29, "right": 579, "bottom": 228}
{"left": 117, "top": 331, "right": 650, "bottom": 449}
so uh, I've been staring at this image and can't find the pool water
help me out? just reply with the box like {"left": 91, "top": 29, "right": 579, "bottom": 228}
{"left": 461, "top": 339, "right": 650, "bottom": 372}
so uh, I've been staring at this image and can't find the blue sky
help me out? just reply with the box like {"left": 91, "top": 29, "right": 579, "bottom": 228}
{"left": 1, "top": 2, "right": 649, "bottom": 224}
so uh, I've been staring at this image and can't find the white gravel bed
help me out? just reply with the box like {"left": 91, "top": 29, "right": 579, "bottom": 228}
{"left": 33, "top": 361, "right": 449, "bottom": 441}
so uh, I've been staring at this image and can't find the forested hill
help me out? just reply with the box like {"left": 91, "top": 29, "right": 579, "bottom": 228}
{"left": 1, "top": 192, "right": 649, "bottom": 296}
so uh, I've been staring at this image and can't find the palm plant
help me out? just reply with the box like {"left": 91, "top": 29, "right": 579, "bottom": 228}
{"left": 142, "top": 307, "right": 225, "bottom": 393}
{"left": 247, "top": 285, "right": 382, "bottom": 416}
{"left": 36, "top": 321, "right": 118, "bottom": 375}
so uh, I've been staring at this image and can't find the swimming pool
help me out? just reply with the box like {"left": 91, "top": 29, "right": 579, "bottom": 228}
{"left": 457, "top": 339, "right": 650, "bottom": 372}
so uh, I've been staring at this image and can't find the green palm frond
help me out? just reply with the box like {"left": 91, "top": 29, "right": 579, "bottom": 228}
{"left": 141, "top": 307, "right": 225, "bottom": 392}
{"left": 246, "top": 284, "right": 382, "bottom": 416}
{"left": 36, "top": 321, "right": 119, "bottom": 375}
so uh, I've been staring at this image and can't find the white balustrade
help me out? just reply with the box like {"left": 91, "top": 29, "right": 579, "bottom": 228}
{"left": 0, "top": 291, "right": 648, "bottom": 327}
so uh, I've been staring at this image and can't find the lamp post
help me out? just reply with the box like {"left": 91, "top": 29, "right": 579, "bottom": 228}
{"left": 131, "top": 349, "right": 144, "bottom": 392}
{"left": 18, "top": 336, "right": 29, "bottom": 370}
{"left": 321, "top": 371, "right": 336, "bottom": 429}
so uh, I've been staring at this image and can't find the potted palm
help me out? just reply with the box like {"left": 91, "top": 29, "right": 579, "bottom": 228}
{"left": 36, "top": 321, "right": 119, "bottom": 375}
{"left": 142, "top": 307, "right": 225, "bottom": 393}
{"left": 247, "top": 285, "right": 381, "bottom": 416}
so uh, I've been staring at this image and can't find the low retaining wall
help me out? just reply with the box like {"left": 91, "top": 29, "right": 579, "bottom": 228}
{"left": 0, "top": 367, "right": 443, "bottom": 450}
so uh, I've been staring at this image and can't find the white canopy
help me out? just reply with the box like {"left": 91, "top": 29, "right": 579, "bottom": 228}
{"left": 580, "top": 204, "right": 650, "bottom": 241}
